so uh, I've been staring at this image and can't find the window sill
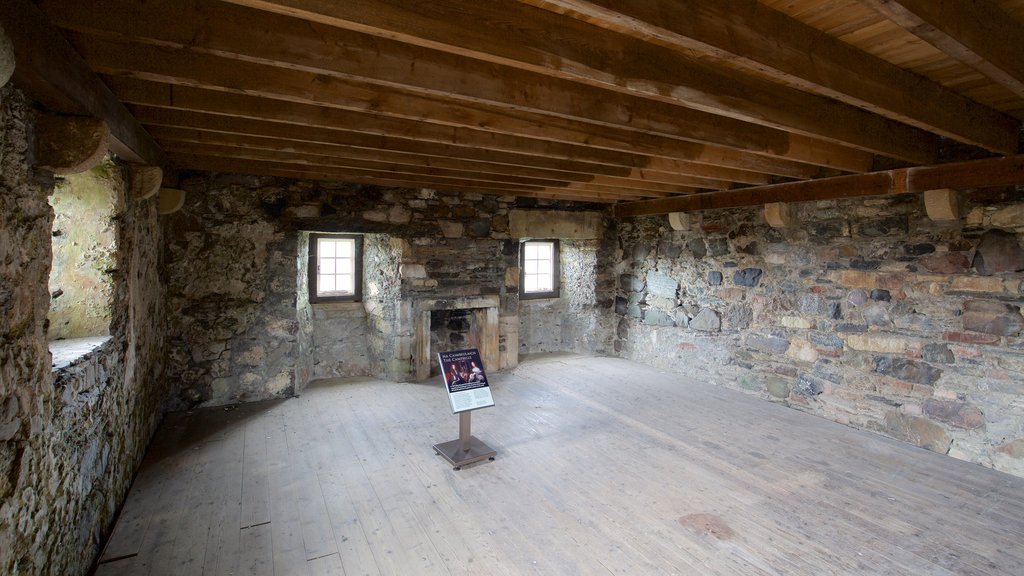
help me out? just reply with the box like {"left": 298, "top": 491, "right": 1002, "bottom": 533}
{"left": 49, "top": 336, "right": 111, "bottom": 371}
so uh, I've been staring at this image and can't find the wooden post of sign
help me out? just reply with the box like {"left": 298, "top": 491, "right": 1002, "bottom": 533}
{"left": 433, "top": 348, "right": 497, "bottom": 470}
{"left": 433, "top": 411, "right": 496, "bottom": 470}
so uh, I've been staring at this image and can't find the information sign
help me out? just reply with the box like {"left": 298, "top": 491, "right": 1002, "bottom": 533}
{"left": 438, "top": 348, "right": 494, "bottom": 413}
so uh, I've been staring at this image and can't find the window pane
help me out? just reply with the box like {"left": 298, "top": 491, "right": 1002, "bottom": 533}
{"left": 524, "top": 260, "right": 538, "bottom": 274}
{"left": 524, "top": 275, "right": 538, "bottom": 292}
{"left": 337, "top": 239, "right": 353, "bottom": 258}
{"left": 536, "top": 272, "right": 552, "bottom": 291}
{"left": 537, "top": 243, "right": 552, "bottom": 261}
{"left": 320, "top": 258, "right": 336, "bottom": 274}
{"left": 337, "top": 256, "right": 352, "bottom": 275}
{"left": 319, "top": 238, "right": 335, "bottom": 258}
{"left": 318, "top": 274, "right": 336, "bottom": 293}
{"left": 525, "top": 244, "right": 540, "bottom": 260}
{"left": 338, "top": 273, "right": 354, "bottom": 293}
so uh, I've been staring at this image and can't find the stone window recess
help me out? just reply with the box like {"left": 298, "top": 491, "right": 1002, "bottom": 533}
{"left": 48, "top": 164, "right": 117, "bottom": 341}
{"left": 520, "top": 239, "right": 560, "bottom": 299}
{"left": 309, "top": 233, "right": 363, "bottom": 302}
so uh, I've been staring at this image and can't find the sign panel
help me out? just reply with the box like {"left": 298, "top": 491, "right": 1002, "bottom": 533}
{"left": 438, "top": 348, "right": 494, "bottom": 413}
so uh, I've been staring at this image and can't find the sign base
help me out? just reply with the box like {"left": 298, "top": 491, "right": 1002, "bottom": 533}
{"left": 433, "top": 436, "right": 497, "bottom": 470}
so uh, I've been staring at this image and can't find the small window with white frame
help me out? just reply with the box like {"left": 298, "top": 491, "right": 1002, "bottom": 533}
{"left": 520, "top": 239, "right": 560, "bottom": 299}
{"left": 309, "top": 233, "right": 363, "bottom": 302}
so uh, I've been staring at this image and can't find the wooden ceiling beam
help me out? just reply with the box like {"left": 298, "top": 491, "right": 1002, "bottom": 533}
{"left": 63, "top": 28, "right": 873, "bottom": 172}
{"left": 148, "top": 126, "right": 602, "bottom": 185}
{"left": 109, "top": 77, "right": 818, "bottom": 180}
{"left": 613, "top": 154, "right": 1024, "bottom": 217}
{"left": 167, "top": 153, "right": 620, "bottom": 203}
{"left": 857, "top": 0, "right": 1024, "bottom": 99}
{"left": 42, "top": 0, "right": 938, "bottom": 163}
{"left": 520, "top": 0, "right": 1021, "bottom": 155}
{"left": 160, "top": 140, "right": 677, "bottom": 197}
{"left": 0, "top": 0, "right": 163, "bottom": 165}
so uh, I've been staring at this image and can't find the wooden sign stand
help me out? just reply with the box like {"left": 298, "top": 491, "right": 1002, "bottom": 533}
{"left": 433, "top": 411, "right": 496, "bottom": 470}
{"left": 433, "top": 348, "right": 497, "bottom": 470}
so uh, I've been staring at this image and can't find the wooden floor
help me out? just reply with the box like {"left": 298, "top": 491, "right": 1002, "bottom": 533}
{"left": 95, "top": 354, "right": 1024, "bottom": 576}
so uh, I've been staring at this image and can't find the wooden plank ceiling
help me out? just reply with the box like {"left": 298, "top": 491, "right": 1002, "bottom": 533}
{"left": 28, "top": 0, "right": 1024, "bottom": 207}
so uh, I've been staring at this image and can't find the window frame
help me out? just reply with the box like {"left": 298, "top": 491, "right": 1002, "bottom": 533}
{"left": 519, "top": 239, "right": 560, "bottom": 300}
{"left": 308, "top": 233, "right": 364, "bottom": 303}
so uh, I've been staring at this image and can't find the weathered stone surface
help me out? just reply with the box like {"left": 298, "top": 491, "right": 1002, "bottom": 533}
{"left": 923, "top": 343, "right": 955, "bottom": 364}
{"left": 949, "top": 276, "right": 1006, "bottom": 293}
{"left": 708, "top": 271, "right": 723, "bottom": 286}
{"left": 614, "top": 296, "right": 628, "bottom": 315}
{"left": 765, "top": 376, "right": 791, "bottom": 399}
{"left": 808, "top": 219, "right": 844, "bottom": 238}
{"left": 690, "top": 308, "right": 721, "bottom": 332}
{"left": 508, "top": 209, "right": 603, "bottom": 239}
{"left": 881, "top": 412, "right": 951, "bottom": 454}
{"left": 990, "top": 205, "right": 1024, "bottom": 229}
{"left": 961, "top": 300, "right": 1023, "bottom": 336}
{"left": 706, "top": 237, "right": 728, "bottom": 257}
{"left": 920, "top": 252, "right": 971, "bottom": 274}
{"left": 733, "top": 268, "right": 763, "bottom": 287}
{"left": 870, "top": 289, "right": 891, "bottom": 302}
{"left": 646, "top": 271, "right": 679, "bottom": 299}
{"left": 847, "top": 289, "right": 868, "bottom": 307}
{"left": 873, "top": 357, "right": 942, "bottom": 385}
{"left": 795, "top": 373, "right": 825, "bottom": 396}
{"left": 845, "top": 334, "right": 908, "bottom": 353}
{"left": 904, "top": 243, "right": 936, "bottom": 256}
{"left": 973, "top": 229, "right": 1024, "bottom": 275}
{"left": 688, "top": 238, "right": 707, "bottom": 259}
{"left": 850, "top": 257, "right": 881, "bottom": 270}
{"left": 922, "top": 399, "right": 986, "bottom": 430}
{"left": 996, "top": 439, "right": 1024, "bottom": 459}
{"left": 780, "top": 316, "right": 812, "bottom": 329}
{"left": 643, "top": 309, "right": 675, "bottom": 327}
{"left": 745, "top": 333, "right": 790, "bottom": 354}
{"left": 857, "top": 216, "right": 907, "bottom": 237}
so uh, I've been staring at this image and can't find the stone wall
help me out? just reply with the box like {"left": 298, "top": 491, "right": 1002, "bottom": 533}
{"left": 611, "top": 189, "right": 1024, "bottom": 477}
{"left": 0, "top": 86, "right": 168, "bottom": 575}
{"left": 519, "top": 239, "right": 616, "bottom": 356}
{"left": 165, "top": 176, "right": 602, "bottom": 405}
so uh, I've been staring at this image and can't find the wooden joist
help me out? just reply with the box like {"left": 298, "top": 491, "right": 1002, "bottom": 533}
{"left": 613, "top": 154, "right": 1024, "bottom": 217}
{"left": 0, "top": 0, "right": 163, "bottom": 165}
{"left": 858, "top": 0, "right": 1024, "bottom": 99}
{"left": 521, "top": 0, "right": 1020, "bottom": 155}
{"left": 56, "top": 0, "right": 941, "bottom": 163}
{"left": 62, "top": 23, "right": 873, "bottom": 172}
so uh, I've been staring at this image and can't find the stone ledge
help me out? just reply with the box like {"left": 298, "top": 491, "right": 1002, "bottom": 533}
{"left": 49, "top": 336, "right": 110, "bottom": 371}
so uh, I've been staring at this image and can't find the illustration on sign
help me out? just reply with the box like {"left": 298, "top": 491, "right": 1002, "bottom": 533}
{"left": 438, "top": 348, "right": 495, "bottom": 413}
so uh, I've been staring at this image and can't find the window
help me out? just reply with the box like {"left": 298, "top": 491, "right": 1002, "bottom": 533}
{"left": 520, "top": 240, "right": 560, "bottom": 299}
{"left": 309, "top": 233, "right": 363, "bottom": 302}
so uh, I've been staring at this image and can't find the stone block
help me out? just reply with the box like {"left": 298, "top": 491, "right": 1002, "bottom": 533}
{"left": 845, "top": 334, "right": 908, "bottom": 354}
{"left": 733, "top": 268, "right": 762, "bottom": 287}
{"left": 438, "top": 220, "right": 464, "bottom": 238}
{"left": 961, "top": 300, "right": 1023, "bottom": 336}
{"left": 923, "top": 343, "right": 955, "bottom": 364}
{"left": 850, "top": 257, "right": 881, "bottom": 270}
{"left": 922, "top": 399, "right": 985, "bottom": 430}
{"left": 847, "top": 289, "right": 867, "bottom": 307}
{"left": 362, "top": 210, "right": 388, "bottom": 223}
{"left": 948, "top": 276, "right": 1005, "bottom": 294}
{"left": 707, "top": 271, "right": 723, "bottom": 286}
{"left": 744, "top": 333, "right": 789, "bottom": 354}
{"left": 869, "top": 289, "right": 891, "bottom": 302}
{"left": 765, "top": 376, "right": 791, "bottom": 399}
{"left": 990, "top": 205, "right": 1024, "bottom": 229}
{"left": 690, "top": 308, "right": 720, "bottom": 332}
{"left": 646, "top": 271, "right": 679, "bottom": 299}
{"left": 795, "top": 373, "right": 825, "bottom": 396}
{"left": 873, "top": 357, "right": 942, "bottom": 385}
{"left": 643, "top": 309, "right": 675, "bottom": 327}
{"left": 857, "top": 216, "right": 907, "bottom": 237}
{"left": 787, "top": 339, "right": 818, "bottom": 363}
{"left": 943, "top": 331, "right": 1000, "bottom": 345}
{"left": 780, "top": 316, "right": 812, "bottom": 329}
{"left": 919, "top": 253, "right": 971, "bottom": 274}
{"left": 508, "top": 209, "right": 603, "bottom": 239}
{"left": 972, "top": 229, "right": 1024, "bottom": 275}
{"left": 881, "top": 411, "right": 951, "bottom": 454}
{"left": 688, "top": 238, "right": 707, "bottom": 258}
{"left": 996, "top": 439, "right": 1024, "bottom": 459}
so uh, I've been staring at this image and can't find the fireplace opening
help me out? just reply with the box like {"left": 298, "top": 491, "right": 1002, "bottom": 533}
{"left": 429, "top": 309, "right": 478, "bottom": 376}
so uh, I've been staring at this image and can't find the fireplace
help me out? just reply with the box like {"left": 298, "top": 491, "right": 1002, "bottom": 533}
{"left": 412, "top": 295, "right": 500, "bottom": 380}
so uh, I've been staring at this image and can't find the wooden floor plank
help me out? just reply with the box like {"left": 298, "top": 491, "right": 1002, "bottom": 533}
{"left": 96, "top": 355, "right": 1024, "bottom": 576}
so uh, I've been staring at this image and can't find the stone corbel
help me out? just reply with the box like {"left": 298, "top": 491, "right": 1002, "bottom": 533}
{"left": 764, "top": 202, "right": 793, "bottom": 228}
{"left": 668, "top": 212, "right": 689, "bottom": 231}
{"left": 0, "top": 23, "right": 14, "bottom": 88}
{"left": 130, "top": 165, "right": 163, "bottom": 200}
{"left": 34, "top": 113, "right": 109, "bottom": 175}
{"left": 157, "top": 187, "right": 186, "bottom": 214}
{"left": 923, "top": 189, "right": 959, "bottom": 222}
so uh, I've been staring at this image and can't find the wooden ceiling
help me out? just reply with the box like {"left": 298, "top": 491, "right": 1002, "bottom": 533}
{"left": 7, "top": 0, "right": 1024, "bottom": 211}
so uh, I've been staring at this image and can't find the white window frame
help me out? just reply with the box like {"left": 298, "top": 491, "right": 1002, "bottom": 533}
{"left": 520, "top": 239, "right": 560, "bottom": 299}
{"left": 309, "top": 233, "right": 363, "bottom": 302}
